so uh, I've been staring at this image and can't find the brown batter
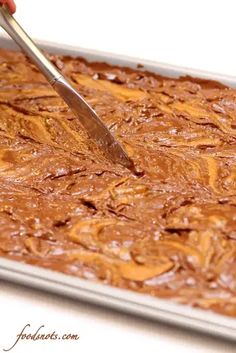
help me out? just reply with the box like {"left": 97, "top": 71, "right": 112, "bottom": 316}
{"left": 0, "top": 48, "right": 235, "bottom": 317}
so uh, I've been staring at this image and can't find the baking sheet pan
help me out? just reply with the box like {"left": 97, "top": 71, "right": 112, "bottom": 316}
{"left": 0, "top": 34, "right": 235, "bottom": 342}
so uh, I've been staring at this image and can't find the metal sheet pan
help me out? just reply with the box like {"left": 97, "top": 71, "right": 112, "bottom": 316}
{"left": 0, "top": 34, "right": 235, "bottom": 342}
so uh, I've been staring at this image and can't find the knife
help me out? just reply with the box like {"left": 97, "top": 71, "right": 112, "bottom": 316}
{"left": 0, "top": 5, "right": 134, "bottom": 170}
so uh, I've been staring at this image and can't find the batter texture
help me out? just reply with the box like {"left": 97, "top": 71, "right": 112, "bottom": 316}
{"left": 0, "top": 48, "right": 235, "bottom": 317}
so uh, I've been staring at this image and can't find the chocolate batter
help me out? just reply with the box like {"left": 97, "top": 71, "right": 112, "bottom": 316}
{"left": 0, "top": 48, "right": 235, "bottom": 317}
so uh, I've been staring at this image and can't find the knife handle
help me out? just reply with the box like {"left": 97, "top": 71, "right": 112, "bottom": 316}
{"left": 0, "top": 5, "right": 62, "bottom": 84}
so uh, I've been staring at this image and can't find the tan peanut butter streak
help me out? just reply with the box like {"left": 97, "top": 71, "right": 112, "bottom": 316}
{"left": 0, "top": 48, "right": 235, "bottom": 317}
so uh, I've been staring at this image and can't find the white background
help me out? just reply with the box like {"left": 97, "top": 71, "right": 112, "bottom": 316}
{"left": 0, "top": 1, "right": 236, "bottom": 352}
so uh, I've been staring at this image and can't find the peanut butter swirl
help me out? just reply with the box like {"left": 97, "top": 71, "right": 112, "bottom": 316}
{"left": 0, "top": 48, "right": 235, "bottom": 317}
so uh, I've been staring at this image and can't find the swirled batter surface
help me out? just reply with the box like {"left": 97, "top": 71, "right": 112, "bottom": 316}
{"left": 0, "top": 48, "right": 235, "bottom": 317}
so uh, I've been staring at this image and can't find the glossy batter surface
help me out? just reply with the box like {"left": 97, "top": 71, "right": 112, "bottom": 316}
{"left": 0, "top": 48, "right": 235, "bottom": 317}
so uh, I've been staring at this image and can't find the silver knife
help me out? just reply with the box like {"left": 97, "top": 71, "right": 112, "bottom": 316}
{"left": 0, "top": 5, "right": 134, "bottom": 170}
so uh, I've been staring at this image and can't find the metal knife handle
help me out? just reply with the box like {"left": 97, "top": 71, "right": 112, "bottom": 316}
{"left": 0, "top": 5, "right": 134, "bottom": 170}
{"left": 0, "top": 5, "right": 62, "bottom": 84}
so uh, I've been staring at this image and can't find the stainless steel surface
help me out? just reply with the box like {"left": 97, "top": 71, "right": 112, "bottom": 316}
{"left": 0, "top": 36, "right": 236, "bottom": 341}
{"left": 0, "top": 6, "right": 60, "bottom": 83}
{"left": 1, "top": 257, "right": 236, "bottom": 342}
{"left": 0, "top": 6, "right": 133, "bottom": 170}
{"left": 53, "top": 77, "right": 134, "bottom": 169}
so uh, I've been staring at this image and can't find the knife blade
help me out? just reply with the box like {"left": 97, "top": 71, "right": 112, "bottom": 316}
{"left": 0, "top": 5, "right": 134, "bottom": 170}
